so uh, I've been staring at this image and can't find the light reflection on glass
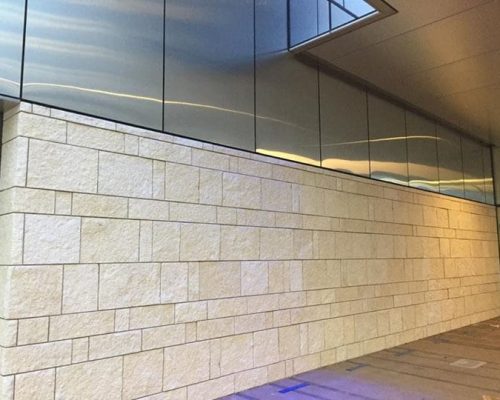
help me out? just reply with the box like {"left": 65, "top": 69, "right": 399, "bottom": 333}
{"left": 437, "top": 126, "right": 464, "bottom": 198}
{"left": 406, "top": 111, "right": 439, "bottom": 192}
{"left": 0, "top": 0, "right": 24, "bottom": 98}
{"left": 483, "top": 148, "right": 494, "bottom": 205}
{"left": 462, "top": 137, "right": 485, "bottom": 203}
{"left": 23, "top": 0, "right": 164, "bottom": 129}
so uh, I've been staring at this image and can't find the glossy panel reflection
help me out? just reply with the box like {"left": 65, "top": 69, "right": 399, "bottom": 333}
{"left": 483, "top": 147, "right": 494, "bottom": 205}
{"left": 406, "top": 111, "right": 439, "bottom": 192}
{"left": 164, "top": 0, "right": 254, "bottom": 150}
{"left": 320, "top": 72, "right": 369, "bottom": 176}
{"left": 462, "top": 138, "right": 485, "bottom": 202}
{"left": 256, "top": 0, "right": 320, "bottom": 165}
{"left": 0, "top": 0, "right": 24, "bottom": 98}
{"left": 368, "top": 95, "right": 408, "bottom": 185}
{"left": 23, "top": 0, "right": 164, "bottom": 129}
{"left": 437, "top": 126, "right": 464, "bottom": 198}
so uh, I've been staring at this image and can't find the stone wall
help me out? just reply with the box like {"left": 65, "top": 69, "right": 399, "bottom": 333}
{"left": 0, "top": 103, "right": 499, "bottom": 400}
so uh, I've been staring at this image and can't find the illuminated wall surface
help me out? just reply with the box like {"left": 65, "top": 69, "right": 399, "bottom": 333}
{"left": 0, "top": 0, "right": 494, "bottom": 204}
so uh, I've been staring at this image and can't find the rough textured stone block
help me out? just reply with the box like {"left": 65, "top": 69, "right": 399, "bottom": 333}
{"left": 89, "top": 331, "right": 141, "bottom": 360}
{"left": 67, "top": 123, "right": 124, "bottom": 152}
{"left": 199, "top": 262, "right": 240, "bottom": 299}
{"left": 99, "top": 263, "right": 160, "bottom": 309}
{"left": 24, "top": 214, "right": 80, "bottom": 264}
{"left": 15, "top": 369, "right": 55, "bottom": 400}
{"left": 161, "top": 263, "right": 188, "bottom": 303}
{"left": 72, "top": 193, "right": 128, "bottom": 218}
{"left": 152, "top": 222, "right": 180, "bottom": 261}
{"left": 63, "top": 264, "right": 98, "bottom": 313}
{"left": 98, "top": 152, "right": 152, "bottom": 198}
{"left": 163, "top": 342, "right": 210, "bottom": 390}
{"left": 56, "top": 358, "right": 122, "bottom": 400}
{"left": 27, "top": 139, "right": 98, "bottom": 192}
{"left": 0, "top": 137, "right": 28, "bottom": 190}
{"left": 180, "top": 224, "right": 220, "bottom": 261}
{"left": 0, "top": 214, "right": 24, "bottom": 265}
{"left": 222, "top": 173, "right": 261, "bottom": 209}
{"left": 81, "top": 218, "right": 139, "bottom": 263}
{"left": 165, "top": 163, "right": 199, "bottom": 202}
{"left": 17, "top": 317, "right": 49, "bottom": 345}
{"left": 49, "top": 311, "right": 115, "bottom": 341}
{"left": 123, "top": 350, "right": 163, "bottom": 400}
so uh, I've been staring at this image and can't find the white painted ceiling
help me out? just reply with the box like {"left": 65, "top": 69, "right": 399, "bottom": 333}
{"left": 306, "top": 0, "right": 500, "bottom": 144}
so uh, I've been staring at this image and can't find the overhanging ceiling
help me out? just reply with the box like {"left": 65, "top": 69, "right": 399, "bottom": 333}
{"left": 301, "top": 0, "right": 500, "bottom": 145}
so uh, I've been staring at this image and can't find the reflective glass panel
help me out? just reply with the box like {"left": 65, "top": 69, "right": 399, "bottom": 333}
{"left": 256, "top": 0, "right": 320, "bottom": 166}
{"left": 437, "top": 126, "right": 464, "bottom": 198}
{"left": 0, "top": 0, "right": 24, "bottom": 98}
{"left": 462, "top": 137, "right": 485, "bottom": 202}
{"left": 164, "top": 0, "right": 254, "bottom": 151}
{"left": 320, "top": 72, "right": 369, "bottom": 176}
{"left": 493, "top": 147, "right": 500, "bottom": 205}
{"left": 406, "top": 111, "right": 439, "bottom": 192}
{"left": 23, "top": 0, "right": 164, "bottom": 129}
{"left": 368, "top": 95, "right": 408, "bottom": 185}
{"left": 483, "top": 147, "right": 494, "bottom": 205}
{"left": 289, "top": 0, "right": 320, "bottom": 47}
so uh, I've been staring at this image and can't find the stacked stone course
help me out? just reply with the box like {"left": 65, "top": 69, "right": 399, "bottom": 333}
{"left": 0, "top": 103, "right": 499, "bottom": 399}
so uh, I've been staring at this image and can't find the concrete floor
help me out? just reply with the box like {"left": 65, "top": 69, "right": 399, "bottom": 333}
{"left": 222, "top": 317, "right": 500, "bottom": 400}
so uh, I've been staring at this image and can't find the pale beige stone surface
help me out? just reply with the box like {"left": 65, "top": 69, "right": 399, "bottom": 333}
{"left": 81, "top": 218, "right": 139, "bottom": 263}
{"left": 163, "top": 342, "right": 210, "bottom": 390}
{"left": 99, "top": 263, "right": 160, "bottom": 309}
{"left": 55, "top": 358, "right": 122, "bottom": 400}
{"left": 123, "top": 350, "right": 163, "bottom": 400}
{"left": 27, "top": 139, "right": 98, "bottom": 192}
{"left": 2, "top": 108, "right": 500, "bottom": 400}
{"left": 24, "top": 214, "right": 80, "bottom": 264}
{"left": 14, "top": 369, "right": 55, "bottom": 400}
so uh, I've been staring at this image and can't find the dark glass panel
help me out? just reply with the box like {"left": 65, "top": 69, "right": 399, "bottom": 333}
{"left": 256, "top": 0, "right": 320, "bottom": 166}
{"left": 163, "top": 0, "right": 254, "bottom": 150}
{"left": 483, "top": 147, "right": 494, "bottom": 205}
{"left": 24, "top": 0, "right": 164, "bottom": 129}
{"left": 437, "top": 126, "right": 464, "bottom": 198}
{"left": 0, "top": 0, "right": 24, "bottom": 98}
{"left": 462, "top": 137, "right": 485, "bottom": 202}
{"left": 368, "top": 95, "right": 408, "bottom": 185}
{"left": 320, "top": 72, "right": 369, "bottom": 176}
{"left": 406, "top": 111, "right": 439, "bottom": 192}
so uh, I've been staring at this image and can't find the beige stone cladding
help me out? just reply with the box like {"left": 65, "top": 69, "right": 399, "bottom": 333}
{"left": 0, "top": 102, "right": 499, "bottom": 399}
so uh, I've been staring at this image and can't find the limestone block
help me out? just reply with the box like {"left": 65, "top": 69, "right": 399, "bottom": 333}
{"left": 221, "top": 226, "right": 260, "bottom": 260}
{"left": 0, "top": 137, "right": 28, "bottom": 190}
{"left": 139, "top": 137, "right": 191, "bottom": 164}
{"left": 72, "top": 193, "right": 128, "bottom": 218}
{"left": 55, "top": 358, "right": 122, "bottom": 400}
{"left": 293, "top": 230, "right": 313, "bottom": 259}
{"left": 2, "top": 265, "right": 62, "bottom": 319}
{"left": 81, "top": 218, "right": 139, "bottom": 263}
{"left": 235, "top": 312, "right": 272, "bottom": 334}
{"left": 260, "top": 228, "right": 293, "bottom": 260}
{"left": 186, "top": 375, "right": 234, "bottom": 400}
{"left": 180, "top": 224, "right": 220, "bottom": 261}
{"left": 261, "top": 179, "right": 292, "bottom": 212}
{"left": 63, "top": 264, "right": 98, "bottom": 313}
{"left": 175, "top": 302, "right": 207, "bottom": 323}
{"left": 222, "top": 172, "right": 261, "bottom": 209}
{"left": 207, "top": 298, "right": 248, "bottom": 319}
{"left": 200, "top": 169, "right": 222, "bottom": 205}
{"left": 254, "top": 329, "right": 279, "bottom": 367}
{"left": 197, "top": 317, "right": 234, "bottom": 340}
{"left": 170, "top": 203, "right": 216, "bottom": 223}
{"left": 72, "top": 338, "right": 88, "bottom": 363}
{"left": 55, "top": 191, "right": 72, "bottom": 214}
{"left": 0, "top": 214, "right": 24, "bottom": 265}
{"left": 161, "top": 263, "right": 188, "bottom": 303}
{"left": 49, "top": 311, "right": 115, "bottom": 341}
{"left": 18, "top": 317, "right": 48, "bottom": 345}
{"left": 165, "top": 163, "right": 199, "bottom": 202}
{"left": 241, "top": 261, "right": 268, "bottom": 296}
{"left": 99, "top": 152, "right": 152, "bottom": 198}
{"left": 237, "top": 209, "right": 275, "bottom": 227}
{"left": 27, "top": 139, "right": 98, "bottom": 192}
{"left": 24, "top": 214, "right": 80, "bottom": 264}
{"left": 3, "top": 112, "right": 66, "bottom": 143}
{"left": 129, "top": 304, "right": 174, "bottom": 329}
{"left": 163, "top": 342, "right": 210, "bottom": 390}
{"left": 152, "top": 221, "right": 181, "bottom": 261}
{"left": 124, "top": 134, "right": 139, "bottom": 155}
{"left": 15, "top": 369, "right": 55, "bottom": 400}
{"left": 67, "top": 123, "right": 124, "bottom": 152}
{"left": 142, "top": 324, "right": 185, "bottom": 350}
{"left": 302, "top": 260, "right": 341, "bottom": 290}
{"left": 234, "top": 367, "right": 268, "bottom": 393}
{"left": 140, "top": 221, "right": 153, "bottom": 261}
{"left": 0, "top": 187, "right": 54, "bottom": 215}
{"left": 0, "top": 340, "right": 71, "bottom": 375}
{"left": 220, "top": 333, "right": 253, "bottom": 375}
{"left": 0, "top": 318, "right": 17, "bottom": 347}
{"left": 99, "top": 263, "right": 160, "bottom": 309}
{"left": 238, "top": 157, "right": 272, "bottom": 178}
{"left": 129, "top": 198, "right": 170, "bottom": 220}
{"left": 278, "top": 325, "right": 301, "bottom": 360}
{"left": 89, "top": 331, "right": 141, "bottom": 360}
{"left": 123, "top": 350, "right": 163, "bottom": 400}
{"left": 199, "top": 262, "right": 240, "bottom": 299}
{"left": 153, "top": 160, "right": 165, "bottom": 199}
